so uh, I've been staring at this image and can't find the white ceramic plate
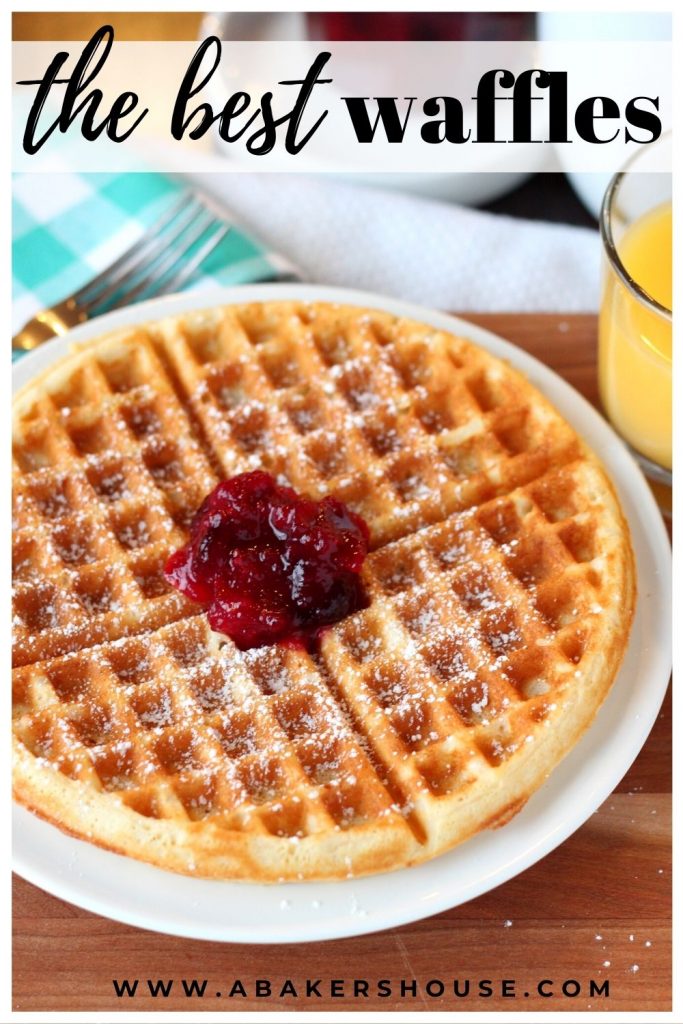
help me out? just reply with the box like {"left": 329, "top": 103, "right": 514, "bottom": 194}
{"left": 13, "top": 285, "right": 671, "bottom": 943}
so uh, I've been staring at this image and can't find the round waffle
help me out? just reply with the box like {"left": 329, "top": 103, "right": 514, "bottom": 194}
{"left": 12, "top": 301, "right": 635, "bottom": 880}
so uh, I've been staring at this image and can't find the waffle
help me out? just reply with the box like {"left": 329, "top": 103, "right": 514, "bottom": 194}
{"left": 12, "top": 301, "right": 635, "bottom": 880}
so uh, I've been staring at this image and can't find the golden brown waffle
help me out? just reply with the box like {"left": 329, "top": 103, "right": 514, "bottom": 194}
{"left": 12, "top": 331, "right": 220, "bottom": 667}
{"left": 12, "top": 301, "right": 635, "bottom": 880}
{"left": 152, "top": 302, "right": 581, "bottom": 546}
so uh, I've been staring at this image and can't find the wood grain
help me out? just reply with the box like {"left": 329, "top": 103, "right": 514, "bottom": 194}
{"left": 12, "top": 12, "right": 204, "bottom": 40}
{"left": 12, "top": 314, "right": 671, "bottom": 1013}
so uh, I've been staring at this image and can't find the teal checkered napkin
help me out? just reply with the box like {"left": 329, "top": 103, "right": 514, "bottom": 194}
{"left": 12, "top": 172, "right": 293, "bottom": 347}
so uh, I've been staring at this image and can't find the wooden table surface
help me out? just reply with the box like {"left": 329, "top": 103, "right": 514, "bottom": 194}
{"left": 12, "top": 314, "right": 671, "bottom": 1013}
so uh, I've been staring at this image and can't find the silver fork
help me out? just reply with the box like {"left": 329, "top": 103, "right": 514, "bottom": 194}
{"left": 13, "top": 192, "right": 295, "bottom": 352}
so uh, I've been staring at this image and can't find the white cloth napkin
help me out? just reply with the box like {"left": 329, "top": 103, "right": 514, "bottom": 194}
{"left": 193, "top": 172, "right": 601, "bottom": 312}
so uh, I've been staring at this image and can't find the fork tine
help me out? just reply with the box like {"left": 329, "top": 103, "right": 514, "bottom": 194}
{"left": 79, "top": 196, "right": 206, "bottom": 310}
{"left": 73, "top": 193, "right": 196, "bottom": 304}
{"left": 102, "top": 214, "right": 222, "bottom": 312}
{"left": 157, "top": 223, "right": 231, "bottom": 295}
{"left": 13, "top": 187, "right": 301, "bottom": 352}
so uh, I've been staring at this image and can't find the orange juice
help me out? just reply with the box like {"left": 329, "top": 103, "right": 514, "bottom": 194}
{"left": 599, "top": 201, "right": 672, "bottom": 469}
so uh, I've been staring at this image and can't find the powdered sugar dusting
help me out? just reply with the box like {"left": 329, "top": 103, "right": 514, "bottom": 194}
{"left": 12, "top": 302, "right": 607, "bottom": 877}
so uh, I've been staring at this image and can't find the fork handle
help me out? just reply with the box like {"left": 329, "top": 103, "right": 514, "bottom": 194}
{"left": 12, "top": 300, "right": 86, "bottom": 352}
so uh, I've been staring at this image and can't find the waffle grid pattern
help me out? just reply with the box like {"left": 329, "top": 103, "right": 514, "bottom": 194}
{"left": 13, "top": 617, "right": 409, "bottom": 842}
{"left": 324, "top": 482, "right": 607, "bottom": 810}
{"left": 150, "top": 303, "right": 580, "bottom": 546}
{"left": 13, "top": 333, "right": 220, "bottom": 665}
{"left": 12, "top": 302, "right": 634, "bottom": 879}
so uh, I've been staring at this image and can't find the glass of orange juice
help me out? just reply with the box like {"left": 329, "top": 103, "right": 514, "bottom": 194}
{"left": 599, "top": 138, "right": 672, "bottom": 514}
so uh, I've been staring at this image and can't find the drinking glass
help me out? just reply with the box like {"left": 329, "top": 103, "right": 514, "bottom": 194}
{"left": 598, "top": 138, "right": 672, "bottom": 514}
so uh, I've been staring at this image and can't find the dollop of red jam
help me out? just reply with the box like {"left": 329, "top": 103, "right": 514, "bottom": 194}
{"left": 164, "top": 471, "right": 370, "bottom": 650}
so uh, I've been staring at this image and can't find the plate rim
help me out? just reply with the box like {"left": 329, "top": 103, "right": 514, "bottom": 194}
{"left": 12, "top": 283, "right": 672, "bottom": 944}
